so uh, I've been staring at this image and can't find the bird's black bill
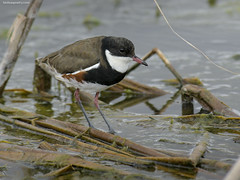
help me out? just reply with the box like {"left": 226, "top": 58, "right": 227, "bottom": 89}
{"left": 132, "top": 56, "right": 148, "bottom": 66}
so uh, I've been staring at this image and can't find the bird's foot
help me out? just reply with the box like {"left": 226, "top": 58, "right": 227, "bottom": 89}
{"left": 108, "top": 128, "right": 116, "bottom": 135}
{"left": 88, "top": 123, "right": 95, "bottom": 129}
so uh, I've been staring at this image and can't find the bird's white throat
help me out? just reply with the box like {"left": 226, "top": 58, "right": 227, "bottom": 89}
{"left": 105, "top": 50, "right": 132, "bottom": 73}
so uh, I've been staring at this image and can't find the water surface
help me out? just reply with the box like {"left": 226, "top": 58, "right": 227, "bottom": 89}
{"left": 0, "top": 0, "right": 239, "bottom": 179}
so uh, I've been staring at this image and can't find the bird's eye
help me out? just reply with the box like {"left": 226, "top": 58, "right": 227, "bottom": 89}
{"left": 119, "top": 48, "right": 125, "bottom": 53}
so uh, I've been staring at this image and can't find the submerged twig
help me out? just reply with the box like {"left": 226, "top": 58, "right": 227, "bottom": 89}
{"left": 0, "top": 0, "right": 43, "bottom": 96}
{"left": 0, "top": 143, "right": 131, "bottom": 176}
{"left": 139, "top": 156, "right": 195, "bottom": 167}
{"left": 0, "top": 104, "right": 233, "bottom": 174}
{"left": 43, "top": 165, "right": 73, "bottom": 177}
{"left": 127, "top": 48, "right": 185, "bottom": 85}
{"left": 0, "top": 103, "right": 169, "bottom": 157}
{"left": 181, "top": 84, "right": 239, "bottom": 117}
{"left": 162, "top": 77, "right": 203, "bottom": 86}
{"left": 189, "top": 132, "right": 209, "bottom": 167}
{"left": 0, "top": 110, "right": 153, "bottom": 169}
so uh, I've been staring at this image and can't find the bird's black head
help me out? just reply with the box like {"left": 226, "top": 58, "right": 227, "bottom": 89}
{"left": 101, "top": 36, "right": 148, "bottom": 69}
{"left": 101, "top": 36, "right": 135, "bottom": 58}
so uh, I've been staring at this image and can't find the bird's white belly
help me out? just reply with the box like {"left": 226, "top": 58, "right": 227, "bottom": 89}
{"left": 71, "top": 79, "right": 109, "bottom": 93}
{"left": 56, "top": 74, "right": 109, "bottom": 93}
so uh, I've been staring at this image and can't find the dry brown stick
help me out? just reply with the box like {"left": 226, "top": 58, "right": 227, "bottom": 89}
{"left": 0, "top": 114, "right": 154, "bottom": 168}
{"left": 53, "top": 120, "right": 169, "bottom": 157}
{"left": 0, "top": 105, "right": 156, "bottom": 166}
{"left": 38, "top": 141, "right": 57, "bottom": 151}
{"left": 0, "top": 114, "right": 131, "bottom": 158}
{"left": 30, "top": 117, "right": 135, "bottom": 157}
{"left": 154, "top": 146, "right": 232, "bottom": 170}
{"left": 0, "top": 103, "right": 169, "bottom": 157}
{"left": 0, "top": 143, "right": 130, "bottom": 176}
{"left": 71, "top": 129, "right": 135, "bottom": 157}
{"left": 0, "top": 143, "right": 155, "bottom": 179}
{"left": 0, "top": 104, "right": 133, "bottom": 157}
{"left": 139, "top": 156, "right": 195, "bottom": 167}
{"left": 156, "top": 164, "right": 197, "bottom": 179}
{"left": 10, "top": 103, "right": 231, "bottom": 172}
{"left": 181, "top": 84, "right": 239, "bottom": 117}
{"left": 0, "top": 105, "right": 233, "bottom": 172}
{"left": 155, "top": 148, "right": 187, "bottom": 157}
{"left": 127, "top": 48, "right": 184, "bottom": 85}
{"left": 0, "top": 114, "right": 71, "bottom": 143}
{"left": 54, "top": 145, "right": 154, "bottom": 169}
{"left": 153, "top": 48, "right": 184, "bottom": 85}
{"left": 126, "top": 48, "right": 155, "bottom": 75}
{"left": 189, "top": 132, "right": 209, "bottom": 167}
{"left": 36, "top": 118, "right": 169, "bottom": 157}
{"left": 0, "top": 0, "right": 43, "bottom": 96}
{"left": 140, "top": 154, "right": 228, "bottom": 179}
{"left": 43, "top": 165, "right": 73, "bottom": 177}
{"left": 162, "top": 77, "right": 203, "bottom": 86}
{"left": 30, "top": 115, "right": 169, "bottom": 158}
{"left": 141, "top": 154, "right": 232, "bottom": 172}
{"left": 154, "top": 147, "right": 232, "bottom": 170}
{"left": 165, "top": 113, "right": 240, "bottom": 121}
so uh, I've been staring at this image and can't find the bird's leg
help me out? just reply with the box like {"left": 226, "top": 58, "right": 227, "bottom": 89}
{"left": 94, "top": 92, "right": 116, "bottom": 134}
{"left": 74, "top": 88, "right": 94, "bottom": 128}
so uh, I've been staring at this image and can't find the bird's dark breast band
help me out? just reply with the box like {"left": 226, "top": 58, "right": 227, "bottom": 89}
{"left": 85, "top": 66, "right": 125, "bottom": 86}
{"left": 61, "top": 66, "right": 125, "bottom": 86}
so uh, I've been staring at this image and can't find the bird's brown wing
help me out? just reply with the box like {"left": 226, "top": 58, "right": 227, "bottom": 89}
{"left": 38, "top": 36, "right": 105, "bottom": 74}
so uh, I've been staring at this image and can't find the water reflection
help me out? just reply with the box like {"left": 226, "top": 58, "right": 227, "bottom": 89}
{"left": 34, "top": 99, "right": 54, "bottom": 117}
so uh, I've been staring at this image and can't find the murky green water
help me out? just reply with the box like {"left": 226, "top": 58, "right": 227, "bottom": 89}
{"left": 0, "top": 0, "right": 240, "bottom": 179}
